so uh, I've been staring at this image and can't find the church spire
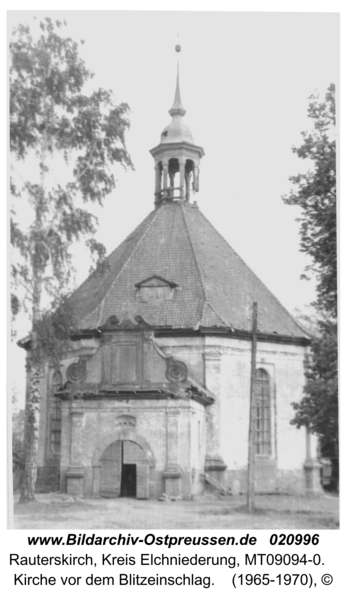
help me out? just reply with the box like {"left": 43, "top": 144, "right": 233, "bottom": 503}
{"left": 149, "top": 44, "right": 204, "bottom": 206}
{"left": 169, "top": 65, "right": 186, "bottom": 117}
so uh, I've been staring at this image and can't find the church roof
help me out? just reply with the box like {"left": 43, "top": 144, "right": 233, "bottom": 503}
{"left": 160, "top": 117, "right": 194, "bottom": 145}
{"left": 71, "top": 200, "right": 309, "bottom": 340}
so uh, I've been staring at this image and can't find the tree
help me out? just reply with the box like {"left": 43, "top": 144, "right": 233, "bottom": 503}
{"left": 12, "top": 389, "right": 26, "bottom": 492}
{"left": 10, "top": 18, "right": 133, "bottom": 501}
{"left": 283, "top": 84, "right": 338, "bottom": 487}
{"left": 291, "top": 320, "right": 338, "bottom": 480}
{"left": 283, "top": 84, "right": 336, "bottom": 317}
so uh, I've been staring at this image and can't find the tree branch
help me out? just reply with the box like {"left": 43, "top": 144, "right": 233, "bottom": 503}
{"left": 73, "top": 140, "right": 98, "bottom": 183}
{"left": 12, "top": 271, "right": 34, "bottom": 298}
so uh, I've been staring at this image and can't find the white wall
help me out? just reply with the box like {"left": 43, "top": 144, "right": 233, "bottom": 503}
{"left": 159, "top": 335, "right": 309, "bottom": 473}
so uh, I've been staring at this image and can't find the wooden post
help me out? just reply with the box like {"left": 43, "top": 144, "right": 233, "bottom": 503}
{"left": 247, "top": 302, "right": 258, "bottom": 513}
{"left": 154, "top": 164, "right": 161, "bottom": 197}
{"left": 179, "top": 159, "right": 185, "bottom": 199}
{"left": 163, "top": 162, "right": 168, "bottom": 191}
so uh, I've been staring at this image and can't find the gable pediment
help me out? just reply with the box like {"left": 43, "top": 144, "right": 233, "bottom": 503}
{"left": 135, "top": 276, "right": 177, "bottom": 302}
{"left": 135, "top": 276, "right": 177, "bottom": 289}
{"left": 56, "top": 331, "right": 214, "bottom": 406}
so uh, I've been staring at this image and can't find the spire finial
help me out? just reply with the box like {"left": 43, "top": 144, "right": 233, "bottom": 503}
{"left": 169, "top": 42, "right": 186, "bottom": 117}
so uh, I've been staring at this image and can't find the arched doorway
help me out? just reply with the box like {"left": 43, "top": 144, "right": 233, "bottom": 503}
{"left": 100, "top": 440, "right": 147, "bottom": 498}
{"left": 93, "top": 432, "right": 155, "bottom": 499}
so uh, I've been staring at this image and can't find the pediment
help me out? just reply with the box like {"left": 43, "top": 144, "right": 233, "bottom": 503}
{"left": 135, "top": 276, "right": 177, "bottom": 302}
{"left": 135, "top": 276, "right": 177, "bottom": 289}
{"left": 56, "top": 333, "right": 214, "bottom": 406}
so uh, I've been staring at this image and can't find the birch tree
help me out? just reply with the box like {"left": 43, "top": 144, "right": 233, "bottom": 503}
{"left": 10, "top": 18, "right": 133, "bottom": 501}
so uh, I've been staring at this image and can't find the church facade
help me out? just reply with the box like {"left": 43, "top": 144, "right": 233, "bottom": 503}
{"left": 24, "top": 63, "right": 321, "bottom": 500}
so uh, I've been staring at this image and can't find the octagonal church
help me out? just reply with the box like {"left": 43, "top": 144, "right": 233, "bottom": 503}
{"left": 26, "top": 61, "right": 320, "bottom": 500}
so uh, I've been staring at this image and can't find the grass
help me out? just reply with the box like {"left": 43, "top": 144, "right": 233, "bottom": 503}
{"left": 12, "top": 492, "right": 339, "bottom": 530}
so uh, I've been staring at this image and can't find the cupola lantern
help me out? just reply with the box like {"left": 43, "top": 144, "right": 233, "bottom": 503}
{"left": 150, "top": 47, "right": 205, "bottom": 206}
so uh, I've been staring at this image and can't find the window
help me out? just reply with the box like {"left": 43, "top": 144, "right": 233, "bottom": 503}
{"left": 50, "top": 401, "right": 61, "bottom": 455}
{"left": 50, "top": 371, "right": 62, "bottom": 455}
{"left": 255, "top": 368, "right": 271, "bottom": 455}
{"left": 135, "top": 276, "right": 177, "bottom": 302}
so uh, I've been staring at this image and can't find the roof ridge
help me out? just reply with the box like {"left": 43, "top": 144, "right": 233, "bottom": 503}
{"left": 203, "top": 300, "right": 230, "bottom": 328}
{"left": 80, "top": 299, "right": 104, "bottom": 329}
{"left": 103, "top": 207, "right": 163, "bottom": 306}
{"left": 181, "top": 204, "right": 207, "bottom": 305}
{"left": 182, "top": 205, "right": 231, "bottom": 329}
{"left": 75, "top": 211, "right": 158, "bottom": 327}
{"left": 70, "top": 208, "right": 156, "bottom": 295}
{"left": 197, "top": 208, "right": 310, "bottom": 339}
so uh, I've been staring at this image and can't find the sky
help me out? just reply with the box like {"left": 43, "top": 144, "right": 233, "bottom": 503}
{"left": 8, "top": 10, "right": 339, "bottom": 406}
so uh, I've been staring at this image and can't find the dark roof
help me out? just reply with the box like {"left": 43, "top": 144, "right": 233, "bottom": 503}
{"left": 71, "top": 200, "right": 309, "bottom": 340}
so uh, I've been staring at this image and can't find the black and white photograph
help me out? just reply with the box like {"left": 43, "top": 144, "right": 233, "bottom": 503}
{"left": 8, "top": 9, "right": 339, "bottom": 536}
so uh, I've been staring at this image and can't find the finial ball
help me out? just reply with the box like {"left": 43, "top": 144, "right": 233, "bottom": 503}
{"left": 175, "top": 44, "right": 181, "bottom": 53}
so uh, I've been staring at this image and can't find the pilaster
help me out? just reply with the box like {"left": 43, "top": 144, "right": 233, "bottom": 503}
{"left": 304, "top": 429, "right": 323, "bottom": 496}
{"left": 163, "top": 406, "right": 182, "bottom": 498}
{"left": 66, "top": 406, "right": 85, "bottom": 496}
{"left": 204, "top": 348, "right": 226, "bottom": 477}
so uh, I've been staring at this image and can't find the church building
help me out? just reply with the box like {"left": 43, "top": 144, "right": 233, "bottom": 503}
{"left": 23, "top": 54, "right": 321, "bottom": 500}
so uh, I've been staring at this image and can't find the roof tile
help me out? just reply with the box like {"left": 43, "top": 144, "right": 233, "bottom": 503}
{"left": 71, "top": 201, "right": 308, "bottom": 339}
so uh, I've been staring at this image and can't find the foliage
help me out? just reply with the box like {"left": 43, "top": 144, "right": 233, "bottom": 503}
{"left": 10, "top": 17, "right": 133, "bottom": 319}
{"left": 31, "top": 296, "right": 78, "bottom": 367}
{"left": 283, "top": 84, "right": 336, "bottom": 317}
{"left": 292, "top": 307, "right": 321, "bottom": 338}
{"left": 12, "top": 393, "right": 26, "bottom": 491}
{"left": 10, "top": 17, "right": 133, "bottom": 501}
{"left": 284, "top": 85, "right": 338, "bottom": 484}
{"left": 291, "top": 320, "right": 338, "bottom": 442}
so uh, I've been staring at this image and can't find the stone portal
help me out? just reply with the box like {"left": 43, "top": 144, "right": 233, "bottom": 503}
{"left": 99, "top": 440, "right": 148, "bottom": 499}
{"left": 92, "top": 431, "right": 155, "bottom": 499}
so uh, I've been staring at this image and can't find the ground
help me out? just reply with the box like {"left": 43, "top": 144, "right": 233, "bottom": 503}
{"left": 12, "top": 492, "right": 339, "bottom": 530}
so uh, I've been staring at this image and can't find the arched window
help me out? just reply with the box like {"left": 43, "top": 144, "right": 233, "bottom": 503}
{"left": 255, "top": 368, "right": 271, "bottom": 455}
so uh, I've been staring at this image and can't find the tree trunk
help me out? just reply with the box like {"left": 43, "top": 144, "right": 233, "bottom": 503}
{"left": 19, "top": 269, "right": 44, "bottom": 503}
{"left": 19, "top": 99, "right": 48, "bottom": 503}
{"left": 20, "top": 362, "right": 41, "bottom": 502}
{"left": 19, "top": 182, "right": 45, "bottom": 502}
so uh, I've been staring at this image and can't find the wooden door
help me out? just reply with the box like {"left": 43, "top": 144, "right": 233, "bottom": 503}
{"left": 100, "top": 441, "right": 122, "bottom": 497}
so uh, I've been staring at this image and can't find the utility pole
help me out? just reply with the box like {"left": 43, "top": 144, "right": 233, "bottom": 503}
{"left": 247, "top": 302, "right": 258, "bottom": 513}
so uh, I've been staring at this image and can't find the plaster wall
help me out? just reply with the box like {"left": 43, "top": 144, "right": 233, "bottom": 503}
{"left": 60, "top": 397, "right": 203, "bottom": 498}
{"left": 158, "top": 335, "right": 310, "bottom": 490}
{"left": 37, "top": 331, "right": 312, "bottom": 496}
{"left": 36, "top": 338, "right": 100, "bottom": 468}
